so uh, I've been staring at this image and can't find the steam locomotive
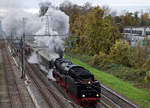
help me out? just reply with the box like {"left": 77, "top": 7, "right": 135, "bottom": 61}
{"left": 24, "top": 42, "right": 101, "bottom": 107}
{"left": 53, "top": 58, "right": 101, "bottom": 106}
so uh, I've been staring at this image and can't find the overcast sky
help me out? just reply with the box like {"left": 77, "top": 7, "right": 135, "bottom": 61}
{"left": 0, "top": 0, "right": 150, "bottom": 16}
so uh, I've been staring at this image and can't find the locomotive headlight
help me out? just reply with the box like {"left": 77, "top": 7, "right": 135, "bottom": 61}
{"left": 82, "top": 94, "right": 85, "bottom": 98}
{"left": 96, "top": 94, "right": 99, "bottom": 97}
{"left": 88, "top": 81, "right": 91, "bottom": 84}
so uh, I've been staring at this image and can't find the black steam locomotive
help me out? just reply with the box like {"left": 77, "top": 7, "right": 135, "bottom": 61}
{"left": 53, "top": 58, "right": 101, "bottom": 106}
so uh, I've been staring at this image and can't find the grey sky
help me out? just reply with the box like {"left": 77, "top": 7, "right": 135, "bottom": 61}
{"left": 0, "top": 0, "right": 150, "bottom": 15}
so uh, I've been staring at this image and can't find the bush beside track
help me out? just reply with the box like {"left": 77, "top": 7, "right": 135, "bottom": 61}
{"left": 66, "top": 56, "right": 150, "bottom": 108}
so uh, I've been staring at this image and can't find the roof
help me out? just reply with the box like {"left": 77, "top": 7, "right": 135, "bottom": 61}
{"left": 69, "top": 66, "right": 93, "bottom": 79}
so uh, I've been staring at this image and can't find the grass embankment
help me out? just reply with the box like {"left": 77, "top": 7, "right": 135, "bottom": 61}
{"left": 68, "top": 57, "right": 150, "bottom": 108}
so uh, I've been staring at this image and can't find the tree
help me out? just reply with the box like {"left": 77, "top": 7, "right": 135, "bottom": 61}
{"left": 140, "top": 12, "right": 150, "bottom": 26}
{"left": 145, "top": 71, "right": 150, "bottom": 82}
{"left": 60, "top": 2, "right": 85, "bottom": 34}
{"left": 85, "top": 7, "right": 120, "bottom": 55}
{"left": 109, "top": 40, "right": 131, "bottom": 66}
{"left": 134, "top": 11, "right": 140, "bottom": 26}
{"left": 131, "top": 43, "right": 146, "bottom": 68}
{"left": 143, "top": 55, "right": 150, "bottom": 70}
{"left": 61, "top": 3, "right": 120, "bottom": 55}
{"left": 91, "top": 52, "right": 111, "bottom": 66}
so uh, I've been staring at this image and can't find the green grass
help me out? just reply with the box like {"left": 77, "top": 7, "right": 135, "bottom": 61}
{"left": 70, "top": 57, "right": 150, "bottom": 108}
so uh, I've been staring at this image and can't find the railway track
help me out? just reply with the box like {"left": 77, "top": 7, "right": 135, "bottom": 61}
{"left": 101, "top": 84, "right": 140, "bottom": 108}
{"left": 26, "top": 63, "right": 73, "bottom": 108}
{"left": 1, "top": 41, "right": 24, "bottom": 108}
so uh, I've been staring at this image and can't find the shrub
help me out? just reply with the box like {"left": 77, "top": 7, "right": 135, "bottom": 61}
{"left": 132, "top": 44, "right": 146, "bottom": 69}
{"left": 91, "top": 52, "right": 111, "bottom": 66}
{"left": 132, "top": 40, "right": 150, "bottom": 69}
{"left": 142, "top": 55, "right": 150, "bottom": 70}
{"left": 98, "top": 62, "right": 146, "bottom": 81}
{"left": 145, "top": 71, "right": 150, "bottom": 82}
{"left": 109, "top": 40, "right": 131, "bottom": 66}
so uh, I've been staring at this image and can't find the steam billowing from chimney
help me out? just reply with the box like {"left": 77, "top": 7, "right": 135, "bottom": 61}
{"left": 35, "top": 1, "right": 69, "bottom": 57}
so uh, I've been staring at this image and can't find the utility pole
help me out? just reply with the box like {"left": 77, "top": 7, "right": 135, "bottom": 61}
{"left": 69, "top": 33, "right": 72, "bottom": 61}
{"left": 20, "top": 37, "right": 24, "bottom": 79}
{"left": 21, "top": 18, "right": 26, "bottom": 79}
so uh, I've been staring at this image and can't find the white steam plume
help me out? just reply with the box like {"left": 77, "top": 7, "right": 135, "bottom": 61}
{"left": 35, "top": 1, "right": 69, "bottom": 56}
{"left": 28, "top": 51, "right": 40, "bottom": 64}
{"left": 2, "top": 10, "right": 42, "bottom": 37}
{"left": 47, "top": 69, "right": 56, "bottom": 81}
{"left": 40, "top": 65, "right": 56, "bottom": 81}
